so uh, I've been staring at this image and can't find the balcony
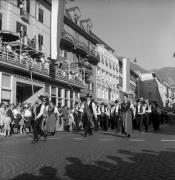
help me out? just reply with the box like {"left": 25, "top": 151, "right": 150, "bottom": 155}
{"left": 0, "top": 49, "right": 85, "bottom": 88}
{"left": 49, "top": 61, "right": 85, "bottom": 87}
{"left": 74, "top": 40, "right": 89, "bottom": 56}
{"left": 0, "top": 49, "right": 49, "bottom": 76}
{"left": 87, "top": 49, "right": 100, "bottom": 65}
{"left": 20, "top": 7, "right": 29, "bottom": 24}
{"left": 61, "top": 30, "right": 75, "bottom": 50}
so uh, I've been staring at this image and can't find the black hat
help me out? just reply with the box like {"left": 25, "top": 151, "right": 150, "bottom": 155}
{"left": 123, "top": 93, "right": 129, "bottom": 98}
{"left": 101, "top": 102, "right": 104, "bottom": 105}
{"left": 136, "top": 99, "right": 140, "bottom": 103}
{"left": 87, "top": 93, "right": 92, "bottom": 98}
{"left": 38, "top": 95, "right": 44, "bottom": 101}
{"left": 114, "top": 99, "right": 119, "bottom": 104}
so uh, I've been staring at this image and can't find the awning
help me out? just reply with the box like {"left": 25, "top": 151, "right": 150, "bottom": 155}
{"left": 0, "top": 30, "right": 20, "bottom": 42}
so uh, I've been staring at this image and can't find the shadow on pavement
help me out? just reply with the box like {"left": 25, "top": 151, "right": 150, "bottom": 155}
{"left": 8, "top": 166, "right": 62, "bottom": 180}
{"left": 64, "top": 149, "right": 175, "bottom": 180}
{"left": 6, "top": 147, "right": 175, "bottom": 180}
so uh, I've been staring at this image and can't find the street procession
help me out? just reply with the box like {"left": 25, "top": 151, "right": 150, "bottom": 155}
{"left": 0, "top": 93, "right": 170, "bottom": 141}
{"left": 1, "top": 0, "right": 175, "bottom": 180}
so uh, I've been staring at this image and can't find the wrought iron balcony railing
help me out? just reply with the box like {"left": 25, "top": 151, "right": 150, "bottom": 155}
{"left": 61, "top": 30, "right": 75, "bottom": 45}
{"left": 0, "top": 49, "right": 49, "bottom": 75}
{"left": 0, "top": 49, "right": 85, "bottom": 87}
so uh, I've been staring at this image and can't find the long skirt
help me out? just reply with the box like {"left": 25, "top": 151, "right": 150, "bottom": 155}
{"left": 122, "top": 110, "right": 133, "bottom": 135}
{"left": 46, "top": 113, "right": 56, "bottom": 133}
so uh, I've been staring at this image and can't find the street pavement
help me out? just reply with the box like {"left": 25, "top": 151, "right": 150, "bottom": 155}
{"left": 1, "top": 124, "right": 175, "bottom": 180}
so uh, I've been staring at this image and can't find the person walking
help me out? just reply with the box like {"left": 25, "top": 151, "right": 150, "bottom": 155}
{"left": 32, "top": 95, "right": 47, "bottom": 144}
{"left": 144, "top": 99, "right": 152, "bottom": 132}
{"left": 87, "top": 95, "right": 98, "bottom": 131}
{"left": 73, "top": 101, "right": 80, "bottom": 132}
{"left": 151, "top": 101, "right": 160, "bottom": 131}
{"left": 136, "top": 99, "right": 145, "bottom": 132}
{"left": 120, "top": 94, "right": 133, "bottom": 137}
{"left": 46, "top": 101, "right": 56, "bottom": 136}
{"left": 113, "top": 100, "right": 121, "bottom": 132}
{"left": 82, "top": 94, "right": 94, "bottom": 136}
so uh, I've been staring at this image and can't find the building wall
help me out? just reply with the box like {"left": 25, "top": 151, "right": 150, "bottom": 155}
{"left": 1, "top": 0, "right": 51, "bottom": 57}
{"left": 95, "top": 44, "right": 119, "bottom": 102}
{"left": 140, "top": 79, "right": 163, "bottom": 107}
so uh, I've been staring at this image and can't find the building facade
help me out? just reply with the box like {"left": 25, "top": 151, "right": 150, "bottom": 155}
{"left": 95, "top": 44, "right": 119, "bottom": 103}
{"left": 139, "top": 72, "right": 171, "bottom": 108}
{"left": 0, "top": 0, "right": 102, "bottom": 107}
{"left": 0, "top": 0, "right": 139, "bottom": 107}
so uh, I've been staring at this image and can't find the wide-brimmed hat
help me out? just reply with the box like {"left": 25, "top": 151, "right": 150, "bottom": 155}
{"left": 38, "top": 95, "right": 44, "bottom": 101}
{"left": 23, "top": 103, "right": 28, "bottom": 108}
{"left": 87, "top": 93, "right": 92, "bottom": 98}
{"left": 114, "top": 99, "right": 119, "bottom": 104}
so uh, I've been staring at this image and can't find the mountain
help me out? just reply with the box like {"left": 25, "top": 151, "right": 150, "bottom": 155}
{"left": 130, "top": 62, "right": 148, "bottom": 74}
{"left": 130, "top": 62, "right": 175, "bottom": 87}
{"left": 152, "top": 67, "right": 175, "bottom": 87}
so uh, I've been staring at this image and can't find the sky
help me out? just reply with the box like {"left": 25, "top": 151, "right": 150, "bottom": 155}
{"left": 66, "top": 0, "right": 175, "bottom": 70}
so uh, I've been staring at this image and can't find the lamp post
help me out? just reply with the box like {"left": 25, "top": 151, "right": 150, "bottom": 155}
{"left": 26, "top": 57, "right": 34, "bottom": 101}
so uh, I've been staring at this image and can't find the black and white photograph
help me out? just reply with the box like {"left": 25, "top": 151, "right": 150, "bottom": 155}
{"left": 1, "top": 0, "right": 175, "bottom": 179}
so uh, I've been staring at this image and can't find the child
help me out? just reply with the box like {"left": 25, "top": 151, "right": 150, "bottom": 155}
{"left": 67, "top": 108, "right": 75, "bottom": 132}
{"left": 4, "top": 112, "right": 11, "bottom": 137}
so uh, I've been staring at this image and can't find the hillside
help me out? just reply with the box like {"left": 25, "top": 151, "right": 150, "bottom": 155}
{"left": 152, "top": 67, "right": 175, "bottom": 87}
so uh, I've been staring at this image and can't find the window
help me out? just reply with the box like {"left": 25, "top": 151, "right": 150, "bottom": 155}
{"left": 1, "top": 74, "right": 12, "bottom": 103}
{"left": 109, "top": 61, "right": 112, "bottom": 69}
{"left": 16, "top": 21, "right": 27, "bottom": 37}
{"left": 26, "top": 0, "right": 30, "bottom": 13}
{"left": 97, "top": 87, "right": 101, "bottom": 98}
{"left": 113, "top": 63, "right": 115, "bottom": 71}
{"left": 17, "top": 0, "right": 30, "bottom": 13}
{"left": 58, "top": 88, "right": 62, "bottom": 109}
{"left": 101, "top": 55, "right": 104, "bottom": 64}
{"left": 105, "top": 58, "right": 108, "bottom": 67}
{"left": 70, "top": 91, "right": 74, "bottom": 108}
{"left": 116, "top": 64, "right": 118, "bottom": 72}
{"left": 106, "top": 89, "right": 108, "bottom": 100}
{"left": 2, "top": 74, "right": 11, "bottom": 88}
{"left": 1, "top": 89, "right": 11, "bottom": 103}
{"left": 97, "top": 68, "right": 100, "bottom": 77}
{"left": 119, "top": 77, "right": 123, "bottom": 87}
{"left": 119, "top": 64, "right": 122, "bottom": 73}
{"left": 102, "top": 89, "right": 105, "bottom": 99}
{"left": 51, "top": 86, "right": 56, "bottom": 105}
{"left": 0, "top": 13, "right": 2, "bottom": 30}
{"left": 148, "top": 92, "right": 152, "bottom": 98}
{"left": 17, "top": 0, "right": 21, "bottom": 7}
{"left": 39, "top": 8, "right": 44, "bottom": 23}
{"left": 38, "top": 34, "right": 43, "bottom": 51}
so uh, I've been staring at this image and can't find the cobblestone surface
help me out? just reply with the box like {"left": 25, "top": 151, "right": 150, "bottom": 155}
{"left": 1, "top": 124, "right": 175, "bottom": 180}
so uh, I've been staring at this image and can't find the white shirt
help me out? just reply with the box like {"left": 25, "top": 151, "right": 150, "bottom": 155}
{"left": 145, "top": 105, "right": 152, "bottom": 113}
{"left": 87, "top": 101, "right": 97, "bottom": 118}
{"left": 13, "top": 109, "right": 19, "bottom": 118}
{"left": 24, "top": 109, "right": 32, "bottom": 117}
{"left": 138, "top": 104, "right": 145, "bottom": 115}
{"left": 36, "top": 104, "right": 45, "bottom": 119}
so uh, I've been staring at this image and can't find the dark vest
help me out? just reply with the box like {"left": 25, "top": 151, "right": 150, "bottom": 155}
{"left": 136, "top": 104, "right": 143, "bottom": 115}
{"left": 36, "top": 104, "right": 42, "bottom": 117}
{"left": 89, "top": 101, "right": 93, "bottom": 114}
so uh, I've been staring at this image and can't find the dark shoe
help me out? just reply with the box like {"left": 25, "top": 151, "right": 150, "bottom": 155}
{"left": 44, "top": 134, "right": 47, "bottom": 141}
{"left": 31, "top": 139, "right": 38, "bottom": 144}
{"left": 127, "top": 134, "right": 130, "bottom": 137}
